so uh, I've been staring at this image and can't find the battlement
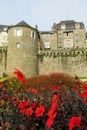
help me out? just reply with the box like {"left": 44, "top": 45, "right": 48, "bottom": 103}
{"left": 38, "top": 48, "right": 87, "bottom": 60}
{"left": 0, "top": 46, "right": 7, "bottom": 51}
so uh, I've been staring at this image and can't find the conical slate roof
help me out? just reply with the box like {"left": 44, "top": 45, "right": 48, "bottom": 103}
{"left": 15, "top": 20, "right": 30, "bottom": 27}
{"left": 7, "top": 20, "right": 38, "bottom": 31}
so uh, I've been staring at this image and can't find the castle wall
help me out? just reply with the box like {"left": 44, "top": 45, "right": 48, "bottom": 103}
{"left": 39, "top": 49, "right": 87, "bottom": 77}
{"left": 0, "top": 49, "right": 7, "bottom": 77}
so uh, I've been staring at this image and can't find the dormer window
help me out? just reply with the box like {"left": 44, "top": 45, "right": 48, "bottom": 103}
{"left": 61, "top": 24, "right": 66, "bottom": 29}
{"left": 3, "top": 28, "right": 7, "bottom": 31}
{"left": 75, "top": 23, "right": 80, "bottom": 29}
{"left": 14, "top": 29, "right": 22, "bottom": 37}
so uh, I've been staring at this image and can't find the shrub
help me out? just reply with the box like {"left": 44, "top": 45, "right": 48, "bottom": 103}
{"left": 0, "top": 70, "right": 87, "bottom": 130}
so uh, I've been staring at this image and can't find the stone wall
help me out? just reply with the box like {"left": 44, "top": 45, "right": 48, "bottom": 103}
{"left": 7, "top": 26, "right": 38, "bottom": 77}
{"left": 1, "top": 47, "right": 87, "bottom": 78}
{"left": 38, "top": 48, "right": 87, "bottom": 77}
{"left": 40, "top": 32, "right": 58, "bottom": 50}
{"left": 0, "top": 48, "right": 7, "bottom": 77}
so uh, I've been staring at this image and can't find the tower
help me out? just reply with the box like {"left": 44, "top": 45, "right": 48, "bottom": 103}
{"left": 7, "top": 21, "right": 39, "bottom": 77}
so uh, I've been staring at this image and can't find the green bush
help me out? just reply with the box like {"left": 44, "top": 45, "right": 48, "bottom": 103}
{"left": 0, "top": 70, "right": 87, "bottom": 130}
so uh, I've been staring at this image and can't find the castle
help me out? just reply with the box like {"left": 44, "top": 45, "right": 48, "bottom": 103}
{"left": 0, "top": 20, "right": 87, "bottom": 77}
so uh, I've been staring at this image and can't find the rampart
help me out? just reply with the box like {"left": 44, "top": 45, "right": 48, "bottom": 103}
{"left": 0, "top": 47, "right": 87, "bottom": 78}
{"left": 38, "top": 48, "right": 87, "bottom": 77}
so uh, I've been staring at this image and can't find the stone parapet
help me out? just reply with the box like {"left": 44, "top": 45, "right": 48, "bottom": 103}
{"left": 38, "top": 48, "right": 87, "bottom": 58}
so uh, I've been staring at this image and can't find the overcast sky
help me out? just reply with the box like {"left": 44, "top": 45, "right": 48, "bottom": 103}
{"left": 0, "top": 0, "right": 87, "bottom": 30}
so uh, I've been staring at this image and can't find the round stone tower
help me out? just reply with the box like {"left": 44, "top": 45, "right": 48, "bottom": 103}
{"left": 7, "top": 21, "right": 39, "bottom": 77}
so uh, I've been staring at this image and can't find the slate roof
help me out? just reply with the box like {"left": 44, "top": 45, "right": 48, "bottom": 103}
{"left": 7, "top": 20, "right": 38, "bottom": 31}
{"left": 53, "top": 20, "right": 85, "bottom": 31}
{"left": 15, "top": 20, "right": 30, "bottom": 27}
{"left": 0, "top": 25, "right": 9, "bottom": 32}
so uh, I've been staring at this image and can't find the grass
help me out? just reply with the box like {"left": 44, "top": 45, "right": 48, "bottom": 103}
{"left": 79, "top": 77, "right": 87, "bottom": 79}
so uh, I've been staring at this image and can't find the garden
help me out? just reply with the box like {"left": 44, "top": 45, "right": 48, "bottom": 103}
{"left": 0, "top": 68, "right": 87, "bottom": 130}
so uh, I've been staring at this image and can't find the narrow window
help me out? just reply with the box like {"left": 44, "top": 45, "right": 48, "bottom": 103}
{"left": 75, "top": 34, "right": 79, "bottom": 40}
{"left": 67, "top": 40, "right": 71, "bottom": 47}
{"left": 31, "top": 31, "right": 36, "bottom": 39}
{"left": 4, "top": 36, "right": 8, "bottom": 41}
{"left": 58, "top": 42, "right": 62, "bottom": 47}
{"left": 16, "top": 42, "right": 20, "bottom": 48}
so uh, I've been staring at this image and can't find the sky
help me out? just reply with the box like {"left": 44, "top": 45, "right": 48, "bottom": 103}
{"left": 0, "top": 0, "right": 87, "bottom": 31}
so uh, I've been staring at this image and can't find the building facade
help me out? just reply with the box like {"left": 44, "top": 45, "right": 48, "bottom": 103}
{"left": 0, "top": 25, "right": 8, "bottom": 47}
{"left": 40, "top": 20, "right": 86, "bottom": 50}
{"left": 0, "top": 20, "right": 87, "bottom": 77}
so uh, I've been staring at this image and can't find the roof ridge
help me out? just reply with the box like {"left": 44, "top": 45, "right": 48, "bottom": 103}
{"left": 15, "top": 20, "right": 30, "bottom": 27}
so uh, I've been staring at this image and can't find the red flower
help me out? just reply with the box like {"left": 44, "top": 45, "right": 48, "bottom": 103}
{"left": 26, "top": 88, "right": 32, "bottom": 93}
{"left": 25, "top": 107, "right": 33, "bottom": 116}
{"left": 13, "top": 101, "right": 18, "bottom": 106}
{"left": 31, "top": 102, "right": 36, "bottom": 108}
{"left": 47, "top": 109, "right": 57, "bottom": 118}
{"left": 52, "top": 86, "right": 57, "bottom": 91}
{"left": 68, "top": 116, "right": 81, "bottom": 130}
{"left": 14, "top": 68, "right": 27, "bottom": 83}
{"left": 32, "top": 88, "right": 38, "bottom": 94}
{"left": 35, "top": 105, "right": 45, "bottom": 117}
{"left": 20, "top": 108, "right": 26, "bottom": 114}
{"left": 18, "top": 100, "right": 29, "bottom": 109}
{"left": 51, "top": 102, "right": 57, "bottom": 110}
{"left": 3, "top": 88, "right": 7, "bottom": 93}
{"left": 52, "top": 94, "right": 59, "bottom": 103}
{"left": 82, "top": 86, "right": 87, "bottom": 91}
{"left": 46, "top": 117, "right": 54, "bottom": 128}
{"left": 80, "top": 92, "right": 87, "bottom": 98}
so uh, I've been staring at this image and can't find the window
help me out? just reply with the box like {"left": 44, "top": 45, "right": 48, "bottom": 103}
{"left": 4, "top": 36, "right": 8, "bottom": 41}
{"left": 3, "top": 28, "right": 7, "bottom": 31}
{"left": 58, "top": 33, "right": 62, "bottom": 38}
{"left": 14, "top": 29, "right": 22, "bottom": 37}
{"left": 61, "top": 24, "right": 66, "bottom": 29}
{"left": 31, "top": 31, "right": 36, "bottom": 39}
{"left": 75, "top": 34, "right": 79, "bottom": 40}
{"left": 75, "top": 24, "right": 80, "bottom": 29}
{"left": 58, "top": 42, "right": 62, "bottom": 47}
{"left": 44, "top": 42, "right": 50, "bottom": 49}
{"left": 67, "top": 40, "right": 71, "bottom": 47}
{"left": 16, "top": 42, "right": 20, "bottom": 48}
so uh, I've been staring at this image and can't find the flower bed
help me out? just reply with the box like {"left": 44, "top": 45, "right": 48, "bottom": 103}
{"left": 0, "top": 69, "right": 87, "bottom": 130}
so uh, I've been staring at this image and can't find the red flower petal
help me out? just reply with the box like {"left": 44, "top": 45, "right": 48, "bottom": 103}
{"left": 80, "top": 92, "right": 87, "bottom": 98}
{"left": 46, "top": 117, "right": 54, "bottom": 128}
{"left": 35, "top": 105, "right": 45, "bottom": 117}
{"left": 82, "top": 86, "right": 87, "bottom": 91}
{"left": 14, "top": 68, "right": 27, "bottom": 84}
{"left": 25, "top": 107, "right": 33, "bottom": 116}
{"left": 32, "top": 88, "right": 38, "bottom": 94}
{"left": 47, "top": 109, "right": 57, "bottom": 118}
{"left": 68, "top": 116, "right": 81, "bottom": 130}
